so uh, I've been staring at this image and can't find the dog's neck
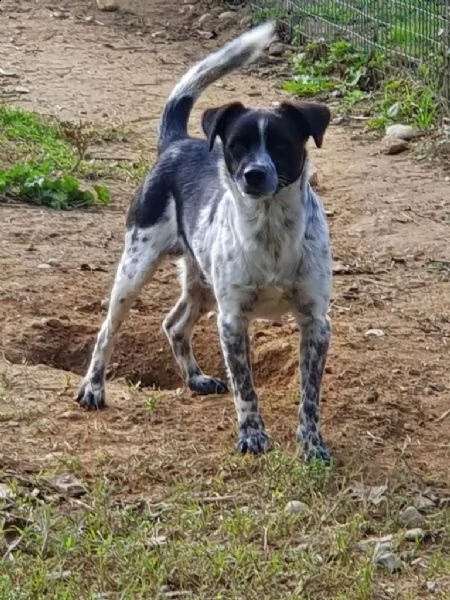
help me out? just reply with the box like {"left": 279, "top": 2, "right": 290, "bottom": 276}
{"left": 218, "top": 158, "right": 311, "bottom": 277}
{"left": 221, "top": 156, "right": 310, "bottom": 233}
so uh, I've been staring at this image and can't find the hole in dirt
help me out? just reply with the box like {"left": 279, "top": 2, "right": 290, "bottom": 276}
{"left": 3, "top": 316, "right": 299, "bottom": 390}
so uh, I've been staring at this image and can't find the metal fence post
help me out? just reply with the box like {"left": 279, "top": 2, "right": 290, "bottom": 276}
{"left": 444, "top": 0, "right": 450, "bottom": 106}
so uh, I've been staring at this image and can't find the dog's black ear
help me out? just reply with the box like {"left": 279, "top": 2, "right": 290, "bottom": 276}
{"left": 202, "top": 102, "right": 246, "bottom": 151}
{"left": 277, "top": 101, "right": 331, "bottom": 148}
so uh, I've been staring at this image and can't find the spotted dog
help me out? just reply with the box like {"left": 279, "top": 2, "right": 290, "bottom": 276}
{"left": 76, "top": 22, "right": 333, "bottom": 462}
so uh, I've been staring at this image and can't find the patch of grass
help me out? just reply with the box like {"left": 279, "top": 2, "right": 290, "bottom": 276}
{"left": 1, "top": 452, "right": 450, "bottom": 599}
{"left": 0, "top": 104, "right": 112, "bottom": 209}
{"left": 283, "top": 39, "right": 438, "bottom": 131}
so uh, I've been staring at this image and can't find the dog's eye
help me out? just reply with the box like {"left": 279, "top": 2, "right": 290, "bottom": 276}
{"left": 274, "top": 140, "right": 291, "bottom": 152}
{"left": 228, "top": 140, "right": 247, "bottom": 156}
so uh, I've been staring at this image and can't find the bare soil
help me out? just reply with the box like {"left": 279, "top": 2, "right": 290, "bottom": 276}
{"left": 0, "top": 0, "right": 449, "bottom": 498}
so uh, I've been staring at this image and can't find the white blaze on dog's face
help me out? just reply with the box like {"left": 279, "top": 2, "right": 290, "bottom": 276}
{"left": 202, "top": 101, "right": 331, "bottom": 199}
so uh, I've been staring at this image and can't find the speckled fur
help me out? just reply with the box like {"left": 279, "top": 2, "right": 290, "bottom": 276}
{"left": 76, "top": 22, "right": 333, "bottom": 462}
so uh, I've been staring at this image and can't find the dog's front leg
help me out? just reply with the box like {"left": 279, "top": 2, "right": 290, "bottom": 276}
{"left": 217, "top": 311, "right": 271, "bottom": 455}
{"left": 297, "top": 313, "right": 331, "bottom": 463}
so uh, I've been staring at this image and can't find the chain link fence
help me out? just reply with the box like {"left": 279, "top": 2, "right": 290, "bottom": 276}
{"left": 250, "top": 0, "right": 450, "bottom": 104}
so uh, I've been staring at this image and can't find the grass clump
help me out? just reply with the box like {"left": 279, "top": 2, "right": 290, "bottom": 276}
{"left": 1, "top": 451, "right": 450, "bottom": 599}
{"left": 0, "top": 104, "right": 111, "bottom": 209}
{"left": 283, "top": 39, "right": 438, "bottom": 130}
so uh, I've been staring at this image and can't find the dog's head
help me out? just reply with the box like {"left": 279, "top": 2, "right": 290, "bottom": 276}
{"left": 202, "top": 101, "right": 331, "bottom": 198}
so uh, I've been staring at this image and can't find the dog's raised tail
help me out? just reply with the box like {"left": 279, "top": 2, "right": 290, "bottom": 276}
{"left": 157, "top": 22, "right": 276, "bottom": 155}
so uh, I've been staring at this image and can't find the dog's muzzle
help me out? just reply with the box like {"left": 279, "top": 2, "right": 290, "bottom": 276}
{"left": 242, "top": 164, "right": 278, "bottom": 197}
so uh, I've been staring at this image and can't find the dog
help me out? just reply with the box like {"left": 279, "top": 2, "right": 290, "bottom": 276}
{"left": 76, "top": 22, "right": 333, "bottom": 462}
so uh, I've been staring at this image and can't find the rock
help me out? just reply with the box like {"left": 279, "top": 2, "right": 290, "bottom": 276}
{"left": 331, "top": 89, "right": 343, "bottom": 98}
{"left": 381, "top": 136, "right": 409, "bottom": 155}
{"left": 404, "top": 528, "right": 427, "bottom": 542}
{"left": 0, "top": 483, "right": 14, "bottom": 499}
{"left": 364, "top": 329, "right": 385, "bottom": 338}
{"left": 198, "top": 13, "right": 213, "bottom": 27}
{"left": 13, "top": 86, "right": 31, "bottom": 94}
{"left": 285, "top": 500, "right": 308, "bottom": 515}
{"left": 48, "top": 474, "right": 86, "bottom": 497}
{"left": 399, "top": 506, "right": 425, "bottom": 528}
{"left": 268, "top": 42, "right": 286, "bottom": 57}
{"left": 38, "top": 263, "right": 52, "bottom": 269}
{"left": 374, "top": 549, "right": 403, "bottom": 573}
{"left": 385, "top": 124, "right": 422, "bottom": 141}
{"left": 218, "top": 11, "right": 236, "bottom": 21}
{"left": 357, "top": 534, "right": 394, "bottom": 553}
{"left": 331, "top": 115, "right": 348, "bottom": 126}
{"left": 426, "top": 581, "right": 437, "bottom": 593}
{"left": 349, "top": 482, "right": 388, "bottom": 506}
{"left": 415, "top": 495, "right": 436, "bottom": 511}
{"left": 95, "top": 0, "right": 119, "bottom": 11}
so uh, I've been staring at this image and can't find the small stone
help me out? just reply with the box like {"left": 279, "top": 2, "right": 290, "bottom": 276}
{"left": 48, "top": 474, "right": 86, "bottom": 497}
{"left": 13, "top": 85, "right": 31, "bottom": 94}
{"left": 381, "top": 136, "right": 409, "bottom": 155}
{"left": 374, "top": 549, "right": 403, "bottom": 573}
{"left": 47, "top": 570, "right": 72, "bottom": 581}
{"left": 331, "top": 115, "right": 348, "bottom": 126}
{"left": 95, "top": 0, "right": 119, "bottom": 11}
{"left": 403, "top": 528, "right": 427, "bottom": 542}
{"left": 0, "top": 483, "right": 14, "bottom": 499}
{"left": 51, "top": 10, "right": 70, "bottom": 19}
{"left": 218, "top": 11, "right": 236, "bottom": 21}
{"left": 47, "top": 258, "right": 60, "bottom": 267}
{"left": 38, "top": 263, "right": 52, "bottom": 269}
{"left": 399, "top": 506, "right": 425, "bottom": 528}
{"left": 426, "top": 581, "right": 437, "bottom": 593}
{"left": 428, "top": 382, "right": 445, "bottom": 392}
{"left": 285, "top": 500, "right": 308, "bottom": 515}
{"left": 385, "top": 124, "right": 422, "bottom": 140}
{"left": 356, "top": 534, "right": 394, "bottom": 553}
{"left": 364, "top": 329, "right": 385, "bottom": 338}
{"left": 331, "top": 89, "right": 343, "bottom": 98}
{"left": 268, "top": 42, "right": 286, "bottom": 57}
{"left": 59, "top": 411, "right": 85, "bottom": 420}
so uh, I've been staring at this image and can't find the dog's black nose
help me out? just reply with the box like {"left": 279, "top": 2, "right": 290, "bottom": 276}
{"left": 244, "top": 167, "right": 266, "bottom": 188}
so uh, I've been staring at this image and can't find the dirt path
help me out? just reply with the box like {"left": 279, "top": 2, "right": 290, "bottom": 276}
{"left": 0, "top": 0, "right": 449, "bottom": 493}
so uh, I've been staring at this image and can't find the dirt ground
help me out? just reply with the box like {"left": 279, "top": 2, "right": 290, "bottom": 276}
{"left": 0, "top": 0, "right": 449, "bottom": 498}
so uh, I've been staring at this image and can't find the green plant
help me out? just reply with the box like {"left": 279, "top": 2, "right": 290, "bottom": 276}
{"left": 0, "top": 104, "right": 110, "bottom": 209}
{"left": 283, "top": 38, "right": 437, "bottom": 131}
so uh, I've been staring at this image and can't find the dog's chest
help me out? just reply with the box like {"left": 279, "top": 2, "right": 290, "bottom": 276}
{"left": 250, "top": 285, "right": 293, "bottom": 319}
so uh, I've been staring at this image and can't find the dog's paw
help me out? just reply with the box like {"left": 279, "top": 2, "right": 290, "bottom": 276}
{"left": 303, "top": 440, "right": 331, "bottom": 464}
{"left": 188, "top": 374, "right": 228, "bottom": 395}
{"left": 75, "top": 380, "right": 106, "bottom": 410}
{"left": 236, "top": 427, "right": 272, "bottom": 455}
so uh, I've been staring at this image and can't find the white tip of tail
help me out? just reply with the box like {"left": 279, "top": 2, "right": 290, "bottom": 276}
{"left": 239, "top": 21, "right": 278, "bottom": 62}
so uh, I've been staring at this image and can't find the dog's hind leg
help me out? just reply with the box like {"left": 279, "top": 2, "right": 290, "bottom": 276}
{"left": 76, "top": 220, "right": 175, "bottom": 409}
{"left": 163, "top": 257, "right": 228, "bottom": 395}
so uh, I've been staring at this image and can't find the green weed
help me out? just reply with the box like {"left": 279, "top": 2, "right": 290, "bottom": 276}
{"left": 283, "top": 39, "right": 437, "bottom": 130}
{"left": 1, "top": 454, "right": 449, "bottom": 599}
{"left": 0, "top": 104, "right": 111, "bottom": 209}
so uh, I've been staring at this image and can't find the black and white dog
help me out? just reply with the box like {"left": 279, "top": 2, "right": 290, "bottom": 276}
{"left": 76, "top": 22, "right": 333, "bottom": 462}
